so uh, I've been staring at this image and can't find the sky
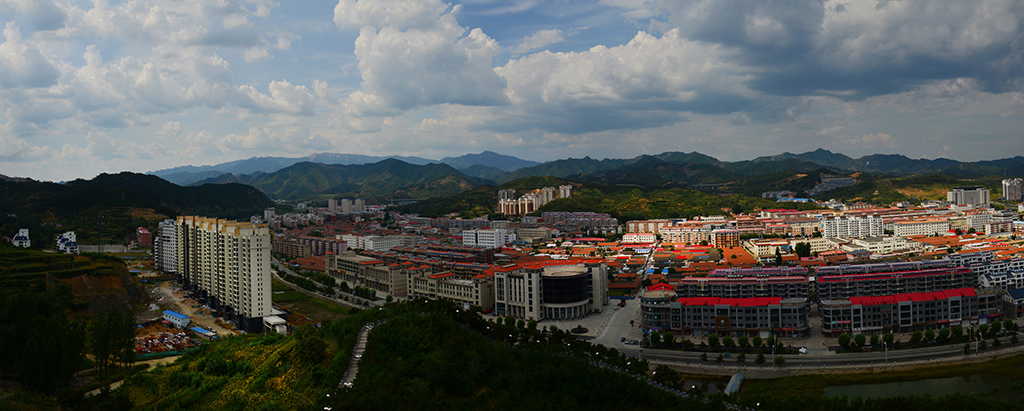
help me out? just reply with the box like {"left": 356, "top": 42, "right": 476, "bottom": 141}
{"left": 0, "top": 0, "right": 1022, "bottom": 181}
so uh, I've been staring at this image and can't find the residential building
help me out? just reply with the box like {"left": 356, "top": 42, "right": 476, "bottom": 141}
{"left": 12, "top": 228, "right": 29, "bottom": 248}
{"left": 327, "top": 252, "right": 385, "bottom": 287}
{"left": 494, "top": 260, "right": 608, "bottom": 321}
{"left": 947, "top": 186, "right": 991, "bottom": 206}
{"left": 462, "top": 228, "right": 516, "bottom": 248}
{"left": 136, "top": 227, "right": 152, "bottom": 246}
{"left": 175, "top": 216, "right": 271, "bottom": 332}
{"left": 341, "top": 199, "right": 353, "bottom": 213}
{"left": 659, "top": 225, "right": 710, "bottom": 244}
{"left": 893, "top": 219, "right": 950, "bottom": 237}
{"left": 154, "top": 219, "right": 177, "bottom": 274}
{"left": 744, "top": 239, "right": 791, "bottom": 259}
{"left": 640, "top": 283, "right": 676, "bottom": 331}
{"left": 622, "top": 232, "right": 657, "bottom": 244}
{"left": 328, "top": 198, "right": 338, "bottom": 212}
{"left": 271, "top": 238, "right": 312, "bottom": 258}
{"left": 341, "top": 234, "right": 402, "bottom": 251}
{"left": 675, "top": 275, "right": 810, "bottom": 299}
{"left": 409, "top": 271, "right": 495, "bottom": 310}
{"left": 515, "top": 227, "right": 554, "bottom": 243}
{"left": 711, "top": 229, "right": 740, "bottom": 248}
{"left": 821, "top": 215, "right": 883, "bottom": 238}
{"left": 56, "top": 231, "right": 79, "bottom": 254}
{"left": 627, "top": 219, "right": 673, "bottom": 233}
{"left": 664, "top": 296, "right": 810, "bottom": 338}
{"left": 816, "top": 267, "right": 977, "bottom": 301}
{"left": 820, "top": 288, "right": 1001, "bottom": 336}
{"left": 840, "top": 236, "right": 921, "bottom": 255}
{"left": 1002, "top": 178, "right": 1023, "bottom": 203}
{"left": 296, "top": 236, "right": 348, "bottom": 255}
{"left": 807, "top": 175, "right": 856, "bottom": 196}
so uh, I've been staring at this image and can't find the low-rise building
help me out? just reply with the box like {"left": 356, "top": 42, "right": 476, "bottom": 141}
{"left": 409, "top": 271, "right": 495, "bottom": 310}
{"left": 819, "top": 288, "right": 1001, "bottom": 336}
{"left": 494, "top": 260, "right": 608, "bottom": 321}
{"left": 663, "top": 296, "right": 810, "bottom": 338}
{"left": 56, "top": 231, "right": 79, "bottom": 254}
{"left": 12, "top": 229, "right": 29, "bottom": 248}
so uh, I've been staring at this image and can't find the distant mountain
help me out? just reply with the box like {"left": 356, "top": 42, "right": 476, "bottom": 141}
{"left": 575, "top": 156, "right": 732, "bottom": 187}
{"left": 207, "top": 159, "right": 488, "bottom": 201}
{"left": 458, "top": 164, "right": 506, "bottom": 181}
{"left": 495, "top": 156, "right": 629, "bottom": 184}
{"left": 440, "top": 151, "right": 540, "bottom": 171}
{"left": 749, "top": 148, "right": 1020, "bottom": 176}
{"left": 0, "top": 172, "right": 274, "bottom": 246}
{"left": 149, "top": 152, "right": 434, "bottom": 186}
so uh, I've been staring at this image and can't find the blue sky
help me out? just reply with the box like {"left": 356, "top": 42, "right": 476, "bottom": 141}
{"left": 0, "top": 0, "right": 1022, "bottom": 181}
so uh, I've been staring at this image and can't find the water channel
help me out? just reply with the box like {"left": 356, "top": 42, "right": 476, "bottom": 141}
{"left": 824, "top": 374, "right": 1021, "bottom": 400}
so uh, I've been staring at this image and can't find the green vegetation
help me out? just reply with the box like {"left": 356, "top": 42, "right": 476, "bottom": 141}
{"left": 98, "top": 299, "right": 721, "bottom": 410}
{"left": 0, "top": 172, "right": 274, "bottom": 246}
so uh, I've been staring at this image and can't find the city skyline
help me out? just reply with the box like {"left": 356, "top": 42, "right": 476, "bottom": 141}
{"left": 0, "top": 0, "right": 1022, "bottom": 181}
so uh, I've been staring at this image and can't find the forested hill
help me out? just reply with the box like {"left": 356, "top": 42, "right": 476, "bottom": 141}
{"left": 0, "top": 172, "right": 273, "bottom": 246}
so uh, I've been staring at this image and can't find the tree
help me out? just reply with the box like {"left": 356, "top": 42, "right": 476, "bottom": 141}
{"left": 1012, "top": 334, "right": 1019, "bottom": 344}
{"left": 952, "top": 325, "right": 964, "bottom": 341}
{"left": 854, "top": 334, "right": 866, "bottom": 349}
{"left": 755, "top": 352, "right": 766, "bottom": 364}
{"left": 715, "top": 353, "right": 725, "bottom": 364}
{"left": 662, "top": 330, "right": 674, "bottom": 347}
{"left": 938, "top": 327, "right": 951, "bottom": 343}
{"left": 708, "top": 333, "right": 720, "bottom": 350}
{"left": 385, "top": 295, "right": 394, "bottom": 303}
{"left": 838, "top": 333, "right": 852, "bottom": 350}
{"left": 963, "top": 343, "right": 971, "bottom": 355}
{"left": 527, "top": 319, "right": 538, "bottom": 331}
{"left": 774, "top": 247, "right": 783, "bottom": 266}
{"left": 700, "top": 352, "right": 708, "bottom": 361}
{"left": 980, "top": 324, "right": 989, "bottom": 336}
{"left": 794, "top": 242, "right": 811, "bottom": 258}
{"left": 773, "top": 356, "right": 786, "bottom": 367}
{"left": 89, "top": 311, "right": 112, "bottom": 373}
{"left": 979, "top": 339, "right": 988, "bottom": 350}
{"left": 722, "top": 335, "right": 735, "bottom": 351}
{"left": 993, "top": 337, "right": 1001, "bottom": 347}
{"left": 738, "top": 335, "right": 749, "bottom": 350}
{"left": 991, "top": 321, "right": 1002, "bottom": 335}
{"left": 910, "top": 330, "right": 923, "bottom": 345}
{"left": 516, "top": 319, "right": 526, "bottom": 329}
{"left": 1004, "top": 319, "right": 1015, "bottom": 333}
{"left": 766, "top": 335, "right": 777, "bottom": 350}
{"left": 870, "top": 334, "right": 881, "bottom": 348}
{"left": 293, "top": 324, "right": 326, "bottom": 365}
{"left": 737, "top": 353, "right": 746, "bottom": 363}
{"left": 650, "top": 331, "right": 661, "bottom": 348}
{"left": 925, "top": 329, "right": 936, "bottom": 343}
{"left": 752, "top": 335, "right": 763, "bottom": 349}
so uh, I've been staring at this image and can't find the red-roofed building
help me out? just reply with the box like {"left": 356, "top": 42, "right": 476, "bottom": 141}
{"left": 820, "top": 287, "right": 1002, "bottom": 336}
{"left": 653, "top": 295, "right": 810, "bottom": 337}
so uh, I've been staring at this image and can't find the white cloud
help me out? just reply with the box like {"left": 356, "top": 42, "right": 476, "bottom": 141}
{"left": 341, "top": 1, "right": 509, "bottom": 111}
{"left": 511, "top": 29, "right": 564, "bottom": 55}
{"left": 334, "top": 0, "right": 451, "bottom": 30}
{"left": 220, "top": 126, "right": 334, "bottom": 152}
{"left": 0, "top": 22, "right": 60, "bottom": 88}
{"left": 238, "top": 80, "right": 316, "bottom": 115}
{"left": 244, "top": 46, "right": 273, "bottom": 62}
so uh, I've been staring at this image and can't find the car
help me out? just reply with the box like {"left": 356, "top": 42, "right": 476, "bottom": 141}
{"left": 798, "top": 347, "right": 808, "bottom": 354}
{"left": 621, "top": 337, "right": 627, "bottom": 342}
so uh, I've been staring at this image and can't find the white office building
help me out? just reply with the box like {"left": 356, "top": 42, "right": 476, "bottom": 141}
{"left": 56, "top": 231, "right": 79, "bottom": 254}
{"left": 462, "top": 228, "right": 516, "bottom": 248}
{"left": 947, "top": 187, "right": 990, "bottom": 206}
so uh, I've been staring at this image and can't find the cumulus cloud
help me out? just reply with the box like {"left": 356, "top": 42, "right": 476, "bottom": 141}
{"left": 341, "top": 0, "right": 509, "bottom": 111}
{"left": 511, "top": 29, "right": 564, "bottom": 55}
{"left": 0, "top": 22, "right": 60, "bottom": 88}
{"left": 237, "top": 80, "right": 316, "bottom": 115}
{"left": 658, "top": 0, "right": 1024, "bottom": 98}
{"left": 491, "top": 29, "right": 750, "bottom": 133}
{"left": 0, "top": 0, "right": 66, "bottom": 31}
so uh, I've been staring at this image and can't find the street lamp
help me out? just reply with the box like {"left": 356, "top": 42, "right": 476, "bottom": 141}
{"left": 883, "top": 341, "right": 887, "bottom": 364}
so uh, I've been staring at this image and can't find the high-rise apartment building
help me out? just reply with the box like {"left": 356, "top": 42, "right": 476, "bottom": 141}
{"left": 175, "top": 216, "right": 271, "bottom": 332}
{"left": 1004, "top": 178, "right": 1023, "bottom": 202}
{"left": 154, "top": 219, "right": 177, "bottom": 274}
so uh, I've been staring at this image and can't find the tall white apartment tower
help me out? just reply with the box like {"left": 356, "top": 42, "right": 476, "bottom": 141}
{"left": 947, "top": 187, "right": 990, "bottom": 206}
{"left": 175, "top": 216, "right": 271, "bottom": 332}
{"left": 559, "top": 185, "right": 573, "bottom": 198}
{"left": 354, "top": 199, "right": 366, "bottom": 213}
{"left": 1003, "top": 178, "right": 1023, "bottom": 203}
{"left": 154, "top": 219, "right": 177, "bottom": 274}
{"left": 328, "top": 198, "right": 338, "bottom": 212}
{"left": 341, "top": 199, "right": 353, "bottom": 213}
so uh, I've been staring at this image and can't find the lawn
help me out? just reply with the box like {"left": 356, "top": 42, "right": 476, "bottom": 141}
{"left": 271, "top": 278, "right": 351, "bottom": 324}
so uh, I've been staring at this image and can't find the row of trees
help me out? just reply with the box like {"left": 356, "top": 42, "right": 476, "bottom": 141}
{"left": 836, "top": 320, "right": 1021, "bottom": 352}
{"left": 647, "top": 330, "right": 788, "bottom": 355}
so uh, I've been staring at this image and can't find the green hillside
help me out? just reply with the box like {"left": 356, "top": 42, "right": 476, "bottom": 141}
{"left": 225, "top": 159, "right": 487, "bottom": 201}
{"left": 0, "top": 173, "right": 273, "bottom": 246}
{"left": 108, "top": 299, "right": 713, "bottom": 411}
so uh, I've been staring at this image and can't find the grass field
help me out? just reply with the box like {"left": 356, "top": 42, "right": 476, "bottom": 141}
{"left": 271, "top": 278, "right": 351, "bottom": 324}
